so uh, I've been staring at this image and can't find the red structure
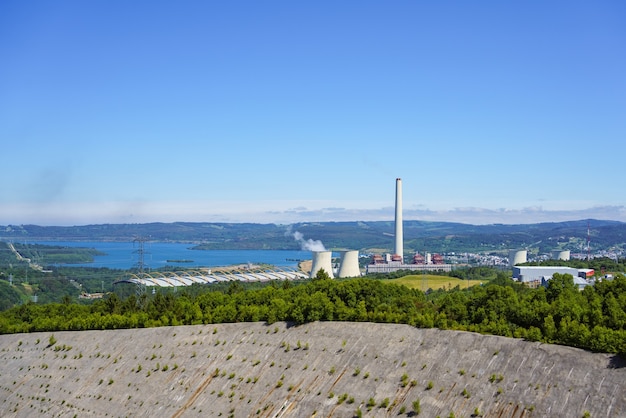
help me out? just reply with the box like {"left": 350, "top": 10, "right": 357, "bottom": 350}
{"left": 432, "top": 254, "right": 444, "bottom": 264}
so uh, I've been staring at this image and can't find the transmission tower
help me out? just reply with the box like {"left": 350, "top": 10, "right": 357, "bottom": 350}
{"left": 133, "top": 236, "right": 150, "bottom": 302}
{"left": 133, "top": 236, "right": 150, "bottom": 274}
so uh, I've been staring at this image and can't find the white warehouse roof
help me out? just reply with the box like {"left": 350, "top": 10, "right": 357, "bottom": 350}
{"left": 512, "top": 266, "right": 582, "bottom": 283}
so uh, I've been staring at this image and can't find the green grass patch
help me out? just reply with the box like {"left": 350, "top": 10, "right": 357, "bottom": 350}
{"left": 387, "top": 275, "right": 485, "bottom": 291}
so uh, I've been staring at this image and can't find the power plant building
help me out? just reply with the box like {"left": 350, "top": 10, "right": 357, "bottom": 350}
{"left": 337, "top": 250, "right": 361, "bottom": 278}
{"left": 367, "top": 178, "right": 452, "bottom": 274}
{"left": 509, "top": 250, "right": 528, "bottom": 267}
{"left": 310, "top": 250, "right": 362, "bottom": 278}
{"left": 551, "top": 250, "right": 571, "bottom": 261}
{"left": 513, "top": 266, "right": 593, "bottom": 289}
{"left": 310, "top": 251, "right": 334, "bottom": 279}
{"left": 367, "top": 252, "right": 452, "bottom": 274}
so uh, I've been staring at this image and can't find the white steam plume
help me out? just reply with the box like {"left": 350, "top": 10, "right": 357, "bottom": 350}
{"left": 293, "top": 231, "right": 326, "bottom": 251}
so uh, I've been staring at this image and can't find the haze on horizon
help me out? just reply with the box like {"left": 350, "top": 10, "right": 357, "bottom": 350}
{"left": 1, "top": 1, "right": 625, "bottom": 227}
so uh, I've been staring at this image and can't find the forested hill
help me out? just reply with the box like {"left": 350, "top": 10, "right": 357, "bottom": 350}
{"left": 1, "top": 219, "right": 625, "bottom": 253}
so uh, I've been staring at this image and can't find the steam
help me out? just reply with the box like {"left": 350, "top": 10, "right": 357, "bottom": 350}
{"left": 293, "top": 231, "right": 326, "bottom": 251}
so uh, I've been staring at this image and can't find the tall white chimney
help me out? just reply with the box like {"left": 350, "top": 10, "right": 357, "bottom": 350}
{"left": 395, "top": 178, "right": 403, "bottom": 261}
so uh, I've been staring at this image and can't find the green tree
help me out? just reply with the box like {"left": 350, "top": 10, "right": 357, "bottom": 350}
{"left": 543, "top": 314, "right": 557, "bottom": 342}
{"left": 313, "top": 268, "right": 332, "bottom": 281}
{"left": 546, "top": 273, "right": 577, "bottom": 302}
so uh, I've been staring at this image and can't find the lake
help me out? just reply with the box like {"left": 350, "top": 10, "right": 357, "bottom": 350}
{"left": 26, "top": 241, "right": 314, "bottom": 270}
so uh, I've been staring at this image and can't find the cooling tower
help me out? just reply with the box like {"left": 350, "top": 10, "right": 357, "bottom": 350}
{"left": 509, "top": 250, "right": 528, "bottom": 267}
{"left": 551, "top": 250, "right": 571, "bottom": 261}
{"left": 310, "top": 251, "right": 334, "bottom": 279}
{"left": 337, "top": 250, "right": 360, "bottom": 278}
{"left": 394, "top": 178, "right": 403, "bottom": 260}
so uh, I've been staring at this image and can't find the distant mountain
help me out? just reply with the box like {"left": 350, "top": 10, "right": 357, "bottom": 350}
{"left": 1, "top": 219, "right": 624, "bottom": 254}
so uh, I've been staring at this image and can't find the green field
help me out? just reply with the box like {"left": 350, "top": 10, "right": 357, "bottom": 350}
{"left": 387, "top": 274, "right": 486, "bottom": 291}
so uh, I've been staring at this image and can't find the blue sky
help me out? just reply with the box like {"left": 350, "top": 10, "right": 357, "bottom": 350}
{"left": 1, "top": 1, "right": 625, "bottom": 226}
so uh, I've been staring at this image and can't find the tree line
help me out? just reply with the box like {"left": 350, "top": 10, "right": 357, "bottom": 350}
{"left": 0, "top": 271, "right": 624, "bottom": 356}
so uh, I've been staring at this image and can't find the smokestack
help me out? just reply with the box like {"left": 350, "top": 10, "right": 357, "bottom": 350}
{"left": 395, "top": 178, "right": 403, "bottom": 261}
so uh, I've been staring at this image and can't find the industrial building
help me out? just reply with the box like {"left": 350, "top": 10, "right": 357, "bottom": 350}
{"left": 366, "top": 178, "right": 453, "bottom": 274}
{"left": 337, "top": 250, "right": 361, "bottom": 278}
{"left": 509, "top": 250, "right": 528, "bottom": 267}
{"left": 366, "top": 253, "right": 452, "bottom": 274}
{"left": 551, "top": 250, "right": 571, "bottom": 261}
{"left": 115, "top": 267, "right": 308, "bottom": 287}
{"left": 509, "top": 249, "right": 571, "bottom": 267}
{"left": 310, "top": 251, "right": 334, "bottom": 278}
{"left": 310, "top": 250, "right": 361, "bottom": 279}
{"left": 116, "top": 178, "right": 448, "bottom": 288}
{"left": 512, "top": 266, "right": 593, "bottom": 289}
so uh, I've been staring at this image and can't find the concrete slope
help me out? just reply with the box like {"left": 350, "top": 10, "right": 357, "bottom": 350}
{"left": 0, "top": 322, "right": 624, "bottom": 417}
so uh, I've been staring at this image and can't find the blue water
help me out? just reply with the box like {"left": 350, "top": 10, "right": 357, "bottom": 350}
{"left": 23, "top": 241, "right": 312, "bottom": 270}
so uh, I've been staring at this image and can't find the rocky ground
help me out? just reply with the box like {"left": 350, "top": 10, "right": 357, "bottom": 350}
{"left": 0, "top": 321, "right": 624, "bottom": 417}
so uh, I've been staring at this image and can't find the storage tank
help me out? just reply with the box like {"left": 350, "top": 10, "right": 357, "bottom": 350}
{"left": 337, "top": 250, "right": 360, "bottom": 278}
{"left": 551, "top": 250, "right": 571, "bottom": 261}
{"left": 509, "top": 250, "right": 527, "bottom": 267}
{"left": 310, "top": 251, "right": 334, "bottom": 278}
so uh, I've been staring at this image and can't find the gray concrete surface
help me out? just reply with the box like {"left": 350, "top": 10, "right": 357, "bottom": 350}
{"left": 0, "top": 322, "right": 624, "bottom": 417}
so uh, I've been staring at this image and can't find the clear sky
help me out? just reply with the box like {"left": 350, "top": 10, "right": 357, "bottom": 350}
{"left": 1, "top": 1, "right": 625, "bottom": 226}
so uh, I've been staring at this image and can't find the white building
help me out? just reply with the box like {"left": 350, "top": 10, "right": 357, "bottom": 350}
{"left": 512, "top": 266, "right": 592, "bottom": 289}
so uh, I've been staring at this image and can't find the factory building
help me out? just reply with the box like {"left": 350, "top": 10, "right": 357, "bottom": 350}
{"left": 366, "top": 178, "right": 452, "bottom": 274}
{"left": 367, "top": 252, "right": 452, "bottom": 274}
{"left": 310, "top": 250, "right": 362, "bottom": 278}
{"left": 512, "top": 266, "right": 593, "bottom": 289}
